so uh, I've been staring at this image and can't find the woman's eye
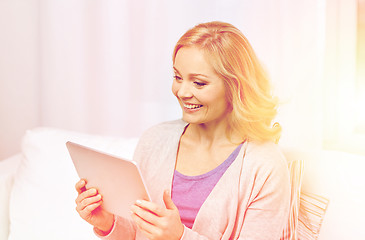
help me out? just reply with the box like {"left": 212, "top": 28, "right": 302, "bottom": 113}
{"left": 194, "top": 81, "right": 206, "bottom": 87}
{"left": 174, "top": 75, "right": 182, "bottom": 81}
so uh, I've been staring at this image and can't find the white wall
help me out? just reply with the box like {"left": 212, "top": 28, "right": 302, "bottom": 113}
{"left": 0, "top": 0, "right": 40, "bottom": 159}
{"left": 0, "top": 0, "right": 328, "bottom": 158}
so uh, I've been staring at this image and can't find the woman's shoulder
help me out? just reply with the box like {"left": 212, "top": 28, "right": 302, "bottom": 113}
{"left": 141, "top": 119, "right": 188, "bottom": 138}
{"left": 244, "top": 141, "right": 288, "bottom": 172}
{"left": 146, "top": 119, "right": 187, "bottom": 132}
{"left": 133, "top": 119, "right": 187, "bottom": 166}
{"left": 136, "top": 119, "right": 187, "bottom": 148}
{"left": 240, "top": 141, "right": 290, "bottom": 197}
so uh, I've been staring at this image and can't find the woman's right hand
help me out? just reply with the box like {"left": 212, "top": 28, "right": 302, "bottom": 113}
{"left": 75, "top": 179, "right": 115, "bottom": 234}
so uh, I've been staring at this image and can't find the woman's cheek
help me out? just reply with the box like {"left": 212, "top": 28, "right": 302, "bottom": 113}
{"left": 171, "top": 81, "right": 179, "bottom": 97}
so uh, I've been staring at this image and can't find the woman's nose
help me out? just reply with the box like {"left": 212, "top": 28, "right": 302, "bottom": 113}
{"left": 177, "top": 81, "right": 193, "bottom": 99}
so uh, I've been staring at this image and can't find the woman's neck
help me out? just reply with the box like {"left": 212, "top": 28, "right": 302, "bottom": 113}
{"left": 183, "top": 121, "right": 238, "bottom": 149}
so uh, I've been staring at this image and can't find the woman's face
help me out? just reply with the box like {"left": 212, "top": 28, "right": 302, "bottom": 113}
{"left": 172, "top": 47, "right": 229, "bottom": 126}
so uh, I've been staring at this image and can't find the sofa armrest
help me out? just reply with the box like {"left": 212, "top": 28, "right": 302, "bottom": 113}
{"left": 0, "top": 153, "right": 22, "bottom": 175}
{"left": 0, "top": 154, "right": 23, "bottom": 240}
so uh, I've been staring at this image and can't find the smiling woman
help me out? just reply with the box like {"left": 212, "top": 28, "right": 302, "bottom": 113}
{"left": 74, "top": 21, "right": 291, "bottom": 240}
{"left": 172, "top": 22, "right": 281, "bottom": 144}
{"left": 172, "top": 47, "right": 228, "bottom": 128}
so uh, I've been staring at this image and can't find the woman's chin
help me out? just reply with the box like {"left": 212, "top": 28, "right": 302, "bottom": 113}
{"left": 181, "top": 115, "right": 200, "bottom": 124}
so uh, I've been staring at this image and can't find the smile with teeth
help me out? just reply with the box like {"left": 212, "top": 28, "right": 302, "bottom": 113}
{"left": 183, "top": 103, "right": 203, "bottom": 109}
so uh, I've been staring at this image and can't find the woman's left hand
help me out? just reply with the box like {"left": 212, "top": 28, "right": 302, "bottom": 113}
{"left": 131, "top": 189, "right": 184, "bottom": 240}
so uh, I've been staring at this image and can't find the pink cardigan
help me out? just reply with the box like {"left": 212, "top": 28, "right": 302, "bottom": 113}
{"left": 96, "top": 120, "right": 290, "bottom": 240}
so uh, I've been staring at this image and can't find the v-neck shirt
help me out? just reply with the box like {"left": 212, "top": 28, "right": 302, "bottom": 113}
{"left": 171, "top": 143, "right": 243, "bottom": 228}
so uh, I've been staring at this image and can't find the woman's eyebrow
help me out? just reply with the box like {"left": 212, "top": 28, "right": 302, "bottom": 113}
{"left": 190, "top": 73, "right": 209, "bottom": 79}
{"left": 173, "top": 67, "right": 209, "bottom": 79}
{"left": 173, "top": 67, "right": 181, "bottom": 75}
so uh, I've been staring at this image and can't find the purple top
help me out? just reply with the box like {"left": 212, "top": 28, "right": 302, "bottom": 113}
{"left": 171, "top": 144, "right": 243, "bottom": 228}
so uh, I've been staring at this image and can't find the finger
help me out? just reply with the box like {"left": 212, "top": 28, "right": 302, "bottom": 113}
{"left": 163, "top": 189, "right": 177, "bottom": 210}
{"left": 75, "top": 188, "right": 98, "bottom": 205}
{"left": 77, "top": 193, "right": 102, "bottom": 212}
{"left": 75, "top": 191, "right": 102, "bottom": 207}
{"left": 131, "top": 204, "right": 161, "bottom": 226}
{"left": 134, "top": 200, "right": 166, "bottom": 217}
{"left": 75, "top": 179, "right": 87, "bottom": 194}
{"left": 131, "top": 212, "right": 156, "bottom": 237}
{"left": 79, "top": 201, "right": 102, "bottom": 219}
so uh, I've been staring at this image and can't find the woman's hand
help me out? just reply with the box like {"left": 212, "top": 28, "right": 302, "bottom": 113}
{"left": 75, "top": 179, "right": 115, "bottom": 234}
{"left": 131, "top": 189, "right": 184, "bottom": 240}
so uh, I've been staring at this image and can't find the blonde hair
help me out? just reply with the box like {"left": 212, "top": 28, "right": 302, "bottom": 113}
{"left": 173, "top": 21, "right": 281, "bottom": 143}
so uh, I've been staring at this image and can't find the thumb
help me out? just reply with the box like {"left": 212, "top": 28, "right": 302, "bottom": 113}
{"left": 163, "top": 189, "right": 176, "bottom": 210}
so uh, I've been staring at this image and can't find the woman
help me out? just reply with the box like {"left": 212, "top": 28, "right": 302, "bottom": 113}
{"left": 75, "top": 21, "right": 290, "bottom": 240}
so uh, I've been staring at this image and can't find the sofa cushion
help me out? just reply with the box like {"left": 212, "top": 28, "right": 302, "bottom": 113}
{"left": 298, "top": 192, "right": 329, "bottom": 240}
{"left": 8, "top": 127, "right": 138, "bottom": 240}
{"left": 0, "top": 154, "right": 23, "bottom": 240}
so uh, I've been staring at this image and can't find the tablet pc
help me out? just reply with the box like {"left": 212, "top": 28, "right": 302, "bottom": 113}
{"left": 66, "top": 141, "right": 150, "bottom": 220}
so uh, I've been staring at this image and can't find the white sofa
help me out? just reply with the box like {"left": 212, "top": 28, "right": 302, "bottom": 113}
{"left": 1, "top": 127, "right": 364, "bottom": 240}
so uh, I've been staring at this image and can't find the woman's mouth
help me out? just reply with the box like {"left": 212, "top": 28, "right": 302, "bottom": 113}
{"left": 183, "top": 103, "right": 203, "bottom": 109}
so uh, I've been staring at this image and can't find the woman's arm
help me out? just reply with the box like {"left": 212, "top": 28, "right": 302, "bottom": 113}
{"left": 235, "top": 161, "right": 291, "bottom": 239}
{"left": 94, "top": 215, "right": 137, "bottom": 240}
